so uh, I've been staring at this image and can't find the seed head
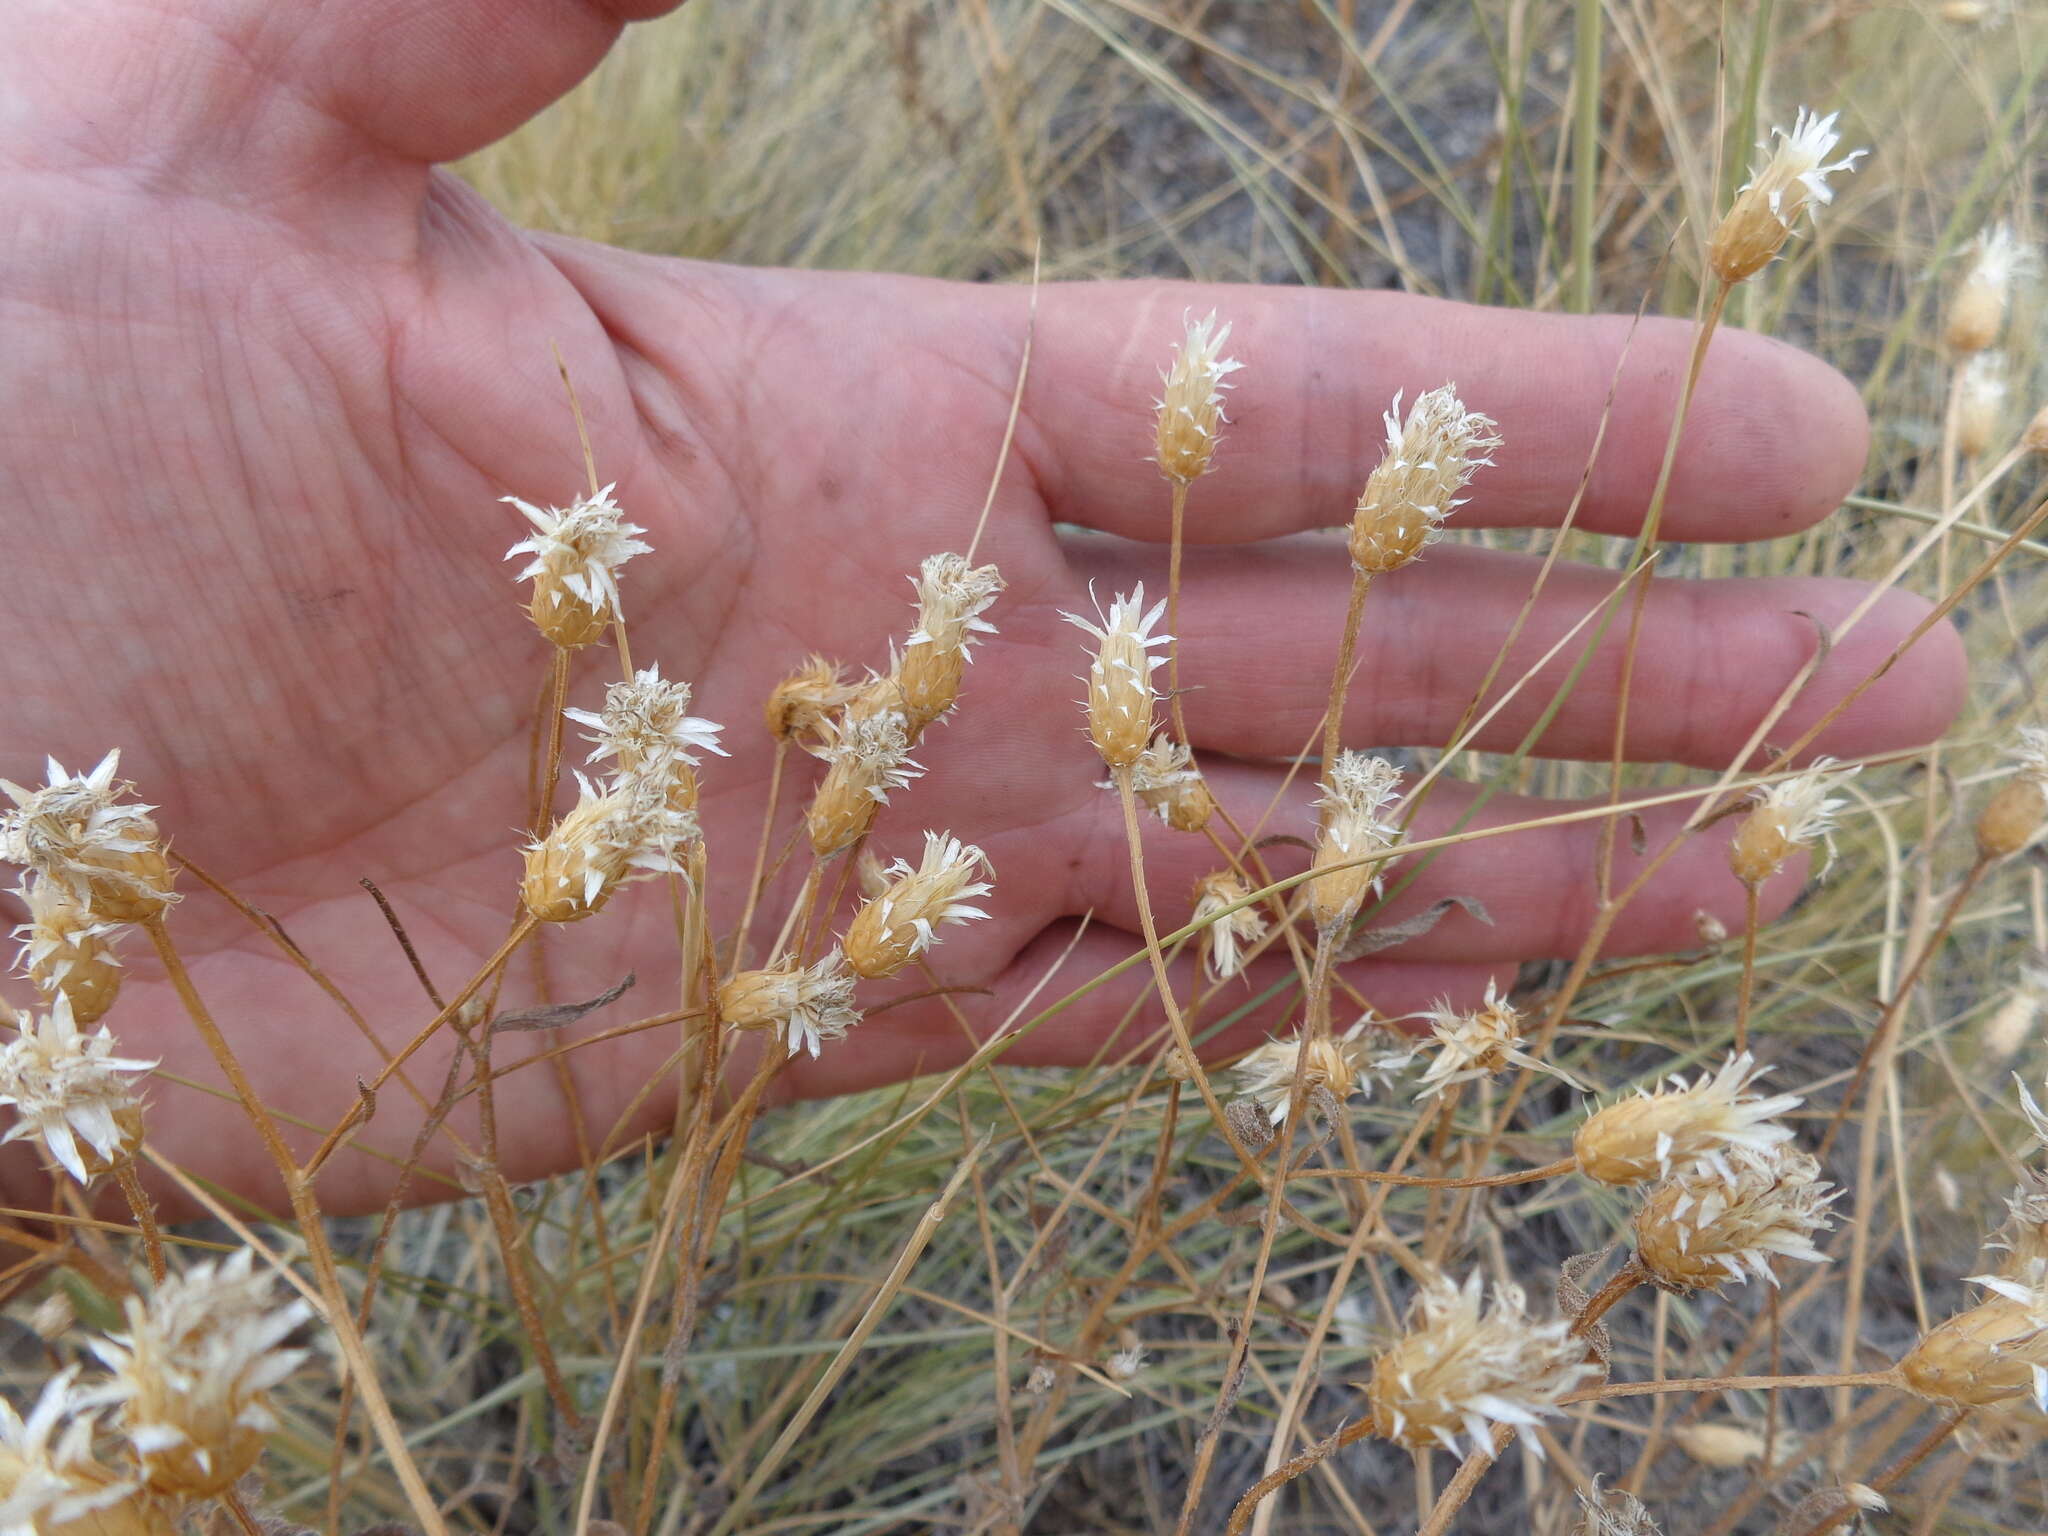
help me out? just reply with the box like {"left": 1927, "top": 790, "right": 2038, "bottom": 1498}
{"left": 1956, "top": 350, "right": 2009, "bottom": 458}
{"left": 1707, "top": 109, "right": 1865, "bottom": 284}
{"left": 1978, "top": 728, "right": 2048, "bottom": 860}
{"left": 1125, "top": 735, "right": 1217, "bottom": 833}
{"left": 1107, "top": 1341, "right": 1148, "bottom": 1383}
{"left": 1413, "top": 979, "right": 1578, "bottom": 1099}
{"left": 1, "top": 753, "right": 176, "bottom": 925}
{"left": 1983, "top": 961, "right": 2048, "bottom": 1061}
{"left": 1900, "top": 1259, "right": 2048, "bottom": 1410}
{"left": 14, "top": 883, "right": 125, "bottom": 1025}
{"left": 1061, "top": 586, "right": 1171, "bottom": 771}
{"left": 1232, "top": 1020, "right": 1411, "bottom": 1128}
{"left": 1728, "top": 759, "right": 1854, "bottom": 886}
{"left": 520, "top": 773, "right": 700, "bottom": 924}
{"left": 1573, "top": 1052, "right": 1802, "bottom": 1186}
{"left": 0, "top": 993, "right": 152, "bottom": 1185}
{"left": 503, "top": 484, "right": 651, "bottom": 647}
{"left": 1632, "top": 1143, "right": 1836, "bottom": 1293}
{"left": 898, "top": 554, "right": 1004, "bottom": 733}
{"left": 1575, "top": 1479, "right": 1661, "bottom": 1535}
{"left": 1348, "top": 386, "right": 1500, "bottom": 575}
{"left": 765, "top": 656, "right": 859, "bottom": 743}
{"left": 0, "top": 1369, "right": 151, "bottom": 1536}
{"left": 1990, "top": 1170, "right": 2048, "bottom": 1271}
{"left": 1191, "top": 870, "right": 1267, "bottom": 981}
{"left": 1947, "top": 224, "right": 2036, "bottom": 353}
{"left": 804, "top": 710, "right": 924, "bottom": 856}
{"left": 1670, "top": 1422, "right": 1769, "bottom": 1469}
{"left": 1365, "top": 1271, "right": 1601, "bottom": 1458}
{"left": 1153, "top": 312, "right": 1243, "bottom": 484}
{"left": 1307, "top": 753, "right": 1403, "bottom": 932}
{"left": 844, "top": 833, "right": 993, "bottom": 979}
{"left": 82, "top": 1250, "right": 312, "bottom": 1499}
{"left": 565, "top": 666, "right": 726, "bottom": 787}
{"left": 718, "top": 950, "right": 862, "bottom": 1058}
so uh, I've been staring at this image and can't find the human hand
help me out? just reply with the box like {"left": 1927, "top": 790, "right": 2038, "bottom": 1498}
{"left": 0, "top": 0, "right": 1962, "bottom": 1217}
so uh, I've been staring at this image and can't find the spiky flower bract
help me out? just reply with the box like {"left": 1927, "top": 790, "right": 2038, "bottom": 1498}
{"left": 1191, "top": 870, "right": 1267, "bottom": 980}
{"left": 899, "top": 554, "right": 1004, "bottom": 731}
{"left": 0, "top": 1368, "right": 150, "bottom": 1536}
{"left": 1125, "top": 735, "right": 1216, "bottom": 832}
{"left": 1365, "top": 1271, "right": 1600, "bottom": 1458}
{"left": 502, "top": 483, "right": 651, "bottom": 647}
{"left": 520, "top": 772, "right": 700, "bottom": 923}
{"left": 1348, "top": 385, "right": 1500, "bottom": 574}
{"left": 83, "top": 1250, "right": 312, "bottom": 1499}
{"left": 1061, "top": 586, "right": 1171, "bottom": 771}
{"left": 565, "top": 666, "right": 727, "bottom": 781}
{"left": 1413, "top": 979, "right": 1575, "bottom": 1099}
{"left": 0, "top": 753, "right": 176, "bottom": 924}
{"left": 0, "top": 993, "right": 152, "bottom": 1185}
{"left": 1948, "top": 224, "right": 2036, "bottom": 353}
{"left": 1708, "top": 108, "right": 1865, "bottom": 283}
{"left": 1153, "top": 311, "right": 1242, "bottom": 483}
{"left": 1574, "top": 1052, "right": 1802, "bottom": 1186}
{"left": 844, "top": 833, "right": 993, "bottom": 979}
{"left": 1575, "top": 1479, "right": 1661, "bottom": 1536}
{"left": 719, "top": 951, "right": 862, "bottom": 1058}
{"left": 804, "top": 710, "right": 924, "bottom": 856}
{"left": 1900, "top": 1259, "right": 2048, "bottom": 1410}
{"left": 765, "top": 655, "right": 859, "bottom": 743}
{"left": 1633, "top": 1143, "right": 1836, "bottom": 1293}
{"left": 13, "top": 883, "right": 124, "bottom": 1024}
{"left": 1233, "top": 1018, "right": 1411, "bottom": 1126}
{"left": 1307, "top": 753, "right": 1403, "bottom": 932}
{"left": 1978, "top": 727, "right": 2048, "bottom": 860}
{"left": 1728, "top": 759, "right": 1854, "bottom": 885}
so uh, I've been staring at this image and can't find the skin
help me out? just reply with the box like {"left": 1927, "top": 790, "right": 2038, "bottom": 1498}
{"left": 0, "top": 0, "right": 1963, "bottom": 1218}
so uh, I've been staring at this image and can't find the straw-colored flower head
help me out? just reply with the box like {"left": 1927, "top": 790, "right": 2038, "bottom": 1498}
{"left": 0, "top": 1369, "right": 152, "bottom": 1536}
{"left": 83, "top": 1250, "right": 312, "bottom": 1499}
{"left": 1727, "top": 759, "right": 1854, "bottom": 886}
{"left": 1900, "top": 1259, "right": 2048, "bottom": 1410}
{"left": 1573, "top": 1052, "right": 1802, "bottom": 1187}
{"left": 1984, "top": 961, "right": 2048, "bottom": 1061}
{"left": 564, "top": 666, "right": 726, "bottom": 796}
{"left": 1669, "top": 1422, "right": 1769, "bottom": 1469}
{"left": 764, "top": 656, "right": 859, "bottom": 743}
{"left": 1413, "top": 979, "right": 1576, "bottom": 1099}
{"left": 2026, "top": 403, "right": 2048, "bottom": 456}
{"left": 1127, "top": 735, "right": 1216, "bottom": 833}
{"left": 1978, "top": 728, "right": 2048, "bottom": 860}
{"left": 1956, "top": 350, "right": 2009, "bottom": 459}
{"left": 898, "top": 554, "right": 1004, "bottom": 733}
{"left": 1575, "top": 1479, "right": 1661, "bottom": 1536}
{"left": 520, "top": 772, "right": 699, "bottom": 924}
{"left": 844, "top": 833, "right": 993, "bottom": 979}
{"left": 1192, "top": 870, "right": 1267, "bottom": 981}
{"left": 1348, "top": 386, "right": 1500, "bottom": 575}
{"left": 1707, "top": 109, "right": 1865, "bottom": 284}
{"left": 718, "top": 950, "right": 862, "bottom": 1058}
{"left": 1061, "top": 586, "right": 1171, "bottom": 771}
{"left": 1364, "top": 1271, "right": 1600, "bottom": 1458}
{"left": 0, "top": 993, "right": 152, "bottom": 1185}
{"left": 1153, "top": 311, "right": 1243, "bottom": 484}
{"left": 1307, "top": 753, "right": 1403, "bottom": 932}
{"left": 1234, "top": 1030, "right": 1352, "bottom": 1128}
{"left": 15, "top": 883, "right": 125, "bottom": 1025}
{"left": 804, "top": 710, "right": 924, "bottom": 857}
{"left": 1632, "top": 1143, "right": 1836, "bottom": 1293}
{"left": 0, "top": 753, "right": 176, "bottom": 925}
{"left": 502, "top": 484, "right": 650, "bottom": 648}
{"left": 1947, "top": 225, "right": 2036, "bottom": 354}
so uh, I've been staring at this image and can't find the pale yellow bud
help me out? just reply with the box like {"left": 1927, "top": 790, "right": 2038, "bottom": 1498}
{"left": 844, "top": 834, "right": 993, "bottom": 979}
{"left": 1060, "top": 588, "right": 1169, "bottom": 771}
{"left": 1708, "top": 110, "right": 1863, "bottom": 285}
{"left": 765, "top": 656, "right": 858, "bottom": 743}
{"left": 1153, "top": 312, "right": 1241, "bottom": 484}
{"left": 1347, "top": 385, "right": 1499, "bottom": 575}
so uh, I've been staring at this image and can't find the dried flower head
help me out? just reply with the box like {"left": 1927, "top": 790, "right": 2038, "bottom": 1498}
{"left": 1191, "top": 870, "right": 1267, "bottom": 981}
{"left": 1900, "top": 1259, "right": 2048, "bottom": 1410}
{"left": 1348, "top": 385, "right": 1500, "bottom": 576}
{"left": 1633, "top": 1143, "right": 1836, "bottom": 1293}
{"left": 1365, "top": 1271, "right": 1600, "bottom": 1458}
{"left": 83, "top": 1251, "right": 312, "bottom": 1499}
{"left": 1728, "top": 760, "right": 1854, "bottom": 886}
{"left": 1, "top": 753, "right": 176, "bottom": 925}
{"left": 1413, "top": 979, "right": 1577, "bottom": 1099}
{"left": 1307, "top": 753, "right": 1403, "bottom": 932}
{"left": 1107, "top": 1342, "right": 1148, "bottom": 1383}
{"left": 564, "top": 666, "right": 726, "bottom": 786}
{"left": 1956, "top": 349, "right": 2009, "bottom": 459}
{"left": 502, "top": 484, "right": 651, "bottom": 647}
{"left": 1153, "top": 312, "right": 1243, "bottom": 483}
{"left": 1991, "top": 1170, "right": 2048, "bottom": 1271}
{"left": 898, "top": 554, "right": 1004, "bottom": 732}
{"left": 0, "top": 1369, "right": 150, "bottom": 1536}
{"left": 520, "top": 772, "right": 699, "bottom": 924}
{"left": 0, "top": 993, "right": 152, "bottom": 1185}
{"left": 844, "top": 833, "right": 993, "bottom": 979}
{"left": 1125, "top": 735, "right": 1217, "bottom": 833}
{"left": 1575, "top": 1479, "right": 1661, "bottom": 1535}
{"left": 1981, "top": 960, "right": 2048, "bottom": 1060}
{"left": 1574, "top": 1052, "right": 1802, "bottom": 1187}
{"left": 1061, "top": 587, "right": 1171, "bottom": 771}
{"left": 14, "top": 883, "right": 124, "bottom": 1025}
{"left": 1708, "top": 109, "right": 1865, "bottom": 284}
{"left": 804, "top": 710, "right": 924, "bottom": 856}
{"left": 718, "top": 950, "right": 862, "bottom": 1058}
{"left": 764, "top": 656, "right": 859, "bottom": 743}
{"left": 1979, "top": 728, "right": 2048, "bottom": 860}
{"left": 1947, "top": 224, "right": 2036, "bottom": 354}
{"left": 1232, "top": 1019, "right": 1411, "bottom": 1128}
{"left": 1670, "top": 1422, "right": 1769, "bottom": 1469}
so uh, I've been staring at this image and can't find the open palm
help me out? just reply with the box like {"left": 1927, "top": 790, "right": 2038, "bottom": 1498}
{"left": 0, "top": 0, "right": 1961, "bottom": 1216}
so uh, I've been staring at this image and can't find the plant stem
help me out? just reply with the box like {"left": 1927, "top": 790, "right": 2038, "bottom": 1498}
{"left": 1321, "top": 570, "right": 1371, "bottom": 771}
